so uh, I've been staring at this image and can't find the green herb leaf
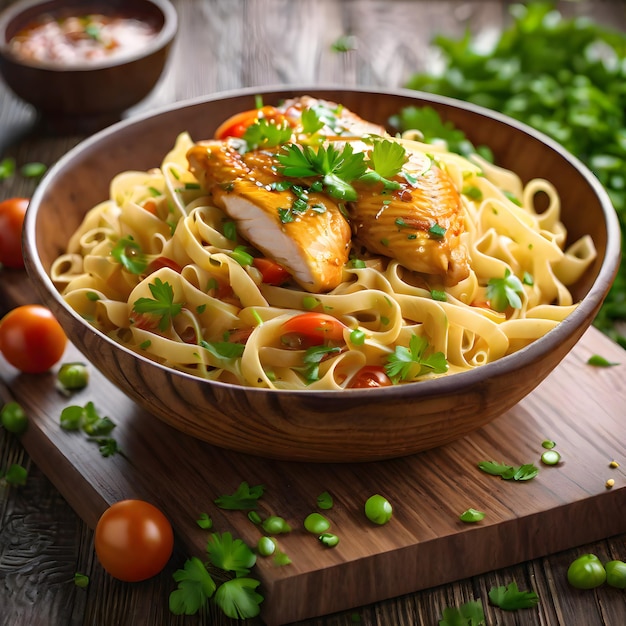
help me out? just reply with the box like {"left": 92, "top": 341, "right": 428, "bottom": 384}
{"left": 438, "top": 599, "right": 485, "bottom": 626}
{"left": 276, "top": 143, "right": 367, "bottom": 201}
{"left": 169, "top": 557, "right": 216, "bottom": 615}
{"left": 196, "top": 513, "right": 213, "bottom": 529}
{"left": 133, "top": 278, "right": 183, "bottom": 331}
{"left": 214, "top": 577, "right": 263, "bottom": 620}
{"left": 488, "top": 581, "right": 539, "bottom": 611}
{"left": 111, "top": 236, "right": 148, "bottom": 274}
{"left": 214, "top": 481, "right": 265, "bottom": 510}
{"left": 200, "top": 340, "right": 245, "bottom": 360}
{"left": 302, "top": 345, "right": 342, "bottom": 382}
{"left": 206, "top": 531, "right": 257, "bottom": 576}
{"left": 384, "top": 334, "right": 448, "bottom": 383}
{"left": 478, "top": 460, "right": 538, "bottom": 481}
{"left": 74, "top": 572, "right": 90, "bottom": 588}
{"left": 487, "top": 268, "right": 524, "bottom": 312}
{"left": 243, "top": 118, "right": 292, "bottom": 151}
{"left": 587, "top": 354, "right": 620, "bottom": 367}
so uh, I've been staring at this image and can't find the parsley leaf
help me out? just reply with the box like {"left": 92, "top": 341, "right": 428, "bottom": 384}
{"left": 276, "top": 143, "right": 367, "bottom": 201}
{"left": 169, "top": 556, "right": 217, "bottom": 615}
{"left": 302, "top": 345, "right": 342, "bottom": 382}
{"left": 214, "top": 578, "right": 263, "bottom": 620}
{"left": 301, "top": 107, "right": 325, "bottom": 135}
{"left": 488, "top": 581, "right": 539, "bottom": 611}
{"left": 385, "top": 334, "right": 448, "bottom": 383}
{"left": 486, "top": 268, "right": 524, "bottom": 312}
{"left": 214, "top": 481, "right": 265, "bottom": 510}
{"left": 111, "top": 236, "right": 148, "bottom": 275}
{"left": 243, "top": 118, "right": 292, "bottom": 150}
{"left": 132, "top": 278, "right": 183, "bottom": 331}
{"left": 478, "top": 460, "right": 538, "bottom": 481}
{"left": 438, "top": 600, "right": 485, "bottom": 626}
{"left": 358, "top": 138, "right": 406, "bottom": 189}
{"left": 200, "top": 340, "right": 246, "bottom": 360}
{"left": 207, "top": 531, "right": 256, "bottom": 576}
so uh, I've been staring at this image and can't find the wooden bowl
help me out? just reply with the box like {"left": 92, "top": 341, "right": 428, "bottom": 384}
{"left": 0, "top": 0, "right": 177, "bottom": 132}
{"left": 22, "top": 87, "right": 620, "bottom": 462}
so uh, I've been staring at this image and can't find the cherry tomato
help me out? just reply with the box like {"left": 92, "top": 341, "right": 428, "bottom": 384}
{"left": 145, "top": 256, "right": 183, "bottom": 275}
{"left": 214, "top": 106, "right": 286, "bottom": 140}
{"left": 567, "top": 554, "right": 606, "bottom": 589}
{"left": 252, "top": 257, "right": 291, "bottom": 285}
{"left": 0, "top": 197, "right": 29, "bottom": 269}
{"left": 347, "top": 365, "right": 393, "bottom": 389}
{"left": 282, "top": 312, "right": 347, "bottom": 347}
{"left": 95, "top": 499, "right": 174, "bottom": 582}
{"left": 0, "top": 305, "right": 67, "bottom": 373}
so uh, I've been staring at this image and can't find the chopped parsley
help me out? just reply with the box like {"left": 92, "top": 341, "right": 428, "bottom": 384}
{"left": 384, "top": 334, "right": 448, "bottom": 383}
{"left": 132, "top": 278, "right": 183, "bottom": 331}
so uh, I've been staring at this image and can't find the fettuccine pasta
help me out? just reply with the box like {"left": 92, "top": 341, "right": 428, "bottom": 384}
{"left": 51, "top": 97, "right": 596, "bottom": 390}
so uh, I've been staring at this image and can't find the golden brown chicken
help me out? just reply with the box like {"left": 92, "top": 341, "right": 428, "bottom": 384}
{"left": 187, "top": 139, "right": 352, "bottom": 293}
{"left": 347, "top": 143, "right": 469, "bottom": 286}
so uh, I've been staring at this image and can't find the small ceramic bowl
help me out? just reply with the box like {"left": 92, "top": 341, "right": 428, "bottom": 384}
{"left": 23, "top": 87, "right": 621, "bottom": 462}
{"left": 0, "top": 0, "right": 177, "bottom": 132}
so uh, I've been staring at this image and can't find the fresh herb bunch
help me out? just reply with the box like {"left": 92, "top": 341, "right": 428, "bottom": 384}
{"left": 403, "top": 1, "right": 626, "bottom": 347}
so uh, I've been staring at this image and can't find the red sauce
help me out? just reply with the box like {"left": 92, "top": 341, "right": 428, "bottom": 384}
{"left": 9, "top": 13, "right": 158, "bottom": 66}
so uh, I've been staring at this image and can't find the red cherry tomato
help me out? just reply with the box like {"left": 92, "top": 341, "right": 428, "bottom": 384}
{"left": 145, "top": 256, "right": 183, "bottom": 275}
{"left": 95, "top": 499, "right": 174, "bottom": 582}
{"left": 252, "top": 257, "right": 291, "bottom": 285}
{"left": 0, "top": 305, "right": 67, "bottom": 373}
{"left": 282, "top": 312, "right": 347, "bottom": 347}
{"left": 214, "top": 106, "right": 286, "bottom": 140}
{"left": 0, "top": 197, "right": 29, "bottom": 269}
{"left": 347, "top": 365, "right": 393, "bottom": 389}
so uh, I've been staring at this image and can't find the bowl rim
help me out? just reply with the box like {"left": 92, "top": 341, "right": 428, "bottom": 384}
{"left": 0, "top": 0, "right": 178, "bottom": 70}
{"left": 23, "top": 84, "right": 622, "bottom": 401}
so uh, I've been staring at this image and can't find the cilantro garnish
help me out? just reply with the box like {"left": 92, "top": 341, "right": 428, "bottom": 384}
{"left": 384, "top": 334, "right": 448, "bottom": 383}
{"left": 438, "top": 600, "right": 485, "bottom": 626}
{"left": 276, "top": 143, "right": 367, "bottom": 201}
{"left": 169, "top": 556, "right": 217, "bottom": 615}
{"left": 486, "top": 268, "right": 524, "bottom": 312}
{"left": 488, "top": 582, "right": 539, "bottom": 610}
{"left": 169, "top": 534, "right": 263, "bottom": 620}
{"left": 243, "top": 117, "right": 292, "bottom": 150}
{"left": 358, "top": 138, "right": 406, "bottom": 189}
{"left": 200, "top": 340, "right": 245, "bottom": 360}
{"left": 111, "top": 236, "right": 148, "bottom": 275}
{"left": 302, "top": 345, "right": 342, "bottom": 382}
{"left": 132, "top": 278, "right": 183, "bottom": 331}
{"left": 478, "top": 460, "right": 538, "bottom": 481}
{"left": 214, "top": 481, "right": 265, "bottom": 510}
{"left": 301, "top": 107, "right": 325, "bottom": 135}
{"left": 59, "top": 401, "right": 121, "bottom": 458}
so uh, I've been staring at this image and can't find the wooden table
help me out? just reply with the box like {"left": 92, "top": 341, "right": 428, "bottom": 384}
{"left": 2, "top": 1, "right": 626, "bottom": 625}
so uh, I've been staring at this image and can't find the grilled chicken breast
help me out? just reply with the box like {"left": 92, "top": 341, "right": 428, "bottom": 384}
{"left": 187, "top": 139, "right": 352, "bottom": 292}
{"left": 348, "top": 146, "right": 469, "bottom": 286}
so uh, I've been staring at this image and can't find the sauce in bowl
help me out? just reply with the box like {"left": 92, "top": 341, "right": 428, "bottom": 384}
{"left": 8, "top": 13, "right": 158, "bottom": 66}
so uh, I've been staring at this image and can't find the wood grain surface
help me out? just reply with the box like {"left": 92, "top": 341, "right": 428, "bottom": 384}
{"left": 2, "top": 1, "right": 626, "bottom": 625}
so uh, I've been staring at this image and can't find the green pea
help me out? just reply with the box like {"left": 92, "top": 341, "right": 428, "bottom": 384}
{"left": 567, "top": 554, "right": 606, "bottom": 589}
{"left": 57, "top": 362, "right": 89, "bottom": 391}
{"left": 318, "top": 532, "right": 339, "bottom": 548}
{"left": 262, "top": 515, "right": 291, "bottom": 534}
{"left": 364, "top": 494, "right": 393, "bottom": 525}
{"left": 257, "top": 536, "right": 276, "bottom": 557}
{"left": 541, "top": 450, "right": 561, "bottom": 465}
{"left": 304, "top": 512, "right": 330, "bottom": 534}
{"left": 606, "top": 560, "right": 626, "bottom": 589}
{"left": 459, "top": 508, "right": 485, "bottom": 523}
{"left": 1, "top": 401, "right": 28, "bottom": 434}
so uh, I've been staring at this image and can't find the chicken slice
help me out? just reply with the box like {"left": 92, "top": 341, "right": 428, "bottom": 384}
{"left": 349, "top": 146, "right": 470, "bottom": 286}
{"left": 278, "top": 96, "right": 388, "bottom": 138}
{"left": 187, "top": 140, "right": 352, "bottom": 293}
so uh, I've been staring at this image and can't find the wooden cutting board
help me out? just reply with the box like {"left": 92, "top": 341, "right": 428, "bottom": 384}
{"left": 1, "top": 271, "right": 625, "bottom": 625}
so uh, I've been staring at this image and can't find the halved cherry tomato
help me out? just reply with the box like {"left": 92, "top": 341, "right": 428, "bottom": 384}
{"left": 347, "top": 365, "right": 393, "bottom": 389}
{"left": 214, "top": 105, "right": 286, "bottom": 140}
{"left": 252, "top": 257, "right": 291, "bottom": 285}
{"left": 95, "top": 499, "right": 174, "bottom": 582}
{"left": 0, "top": 197, "right": 29, "bottom": 269}
{"left": 0, "top": 305, "right": 67, "bottom": 373}
{"left": 282, "top": 312, "right": 347, "bottom": 347}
